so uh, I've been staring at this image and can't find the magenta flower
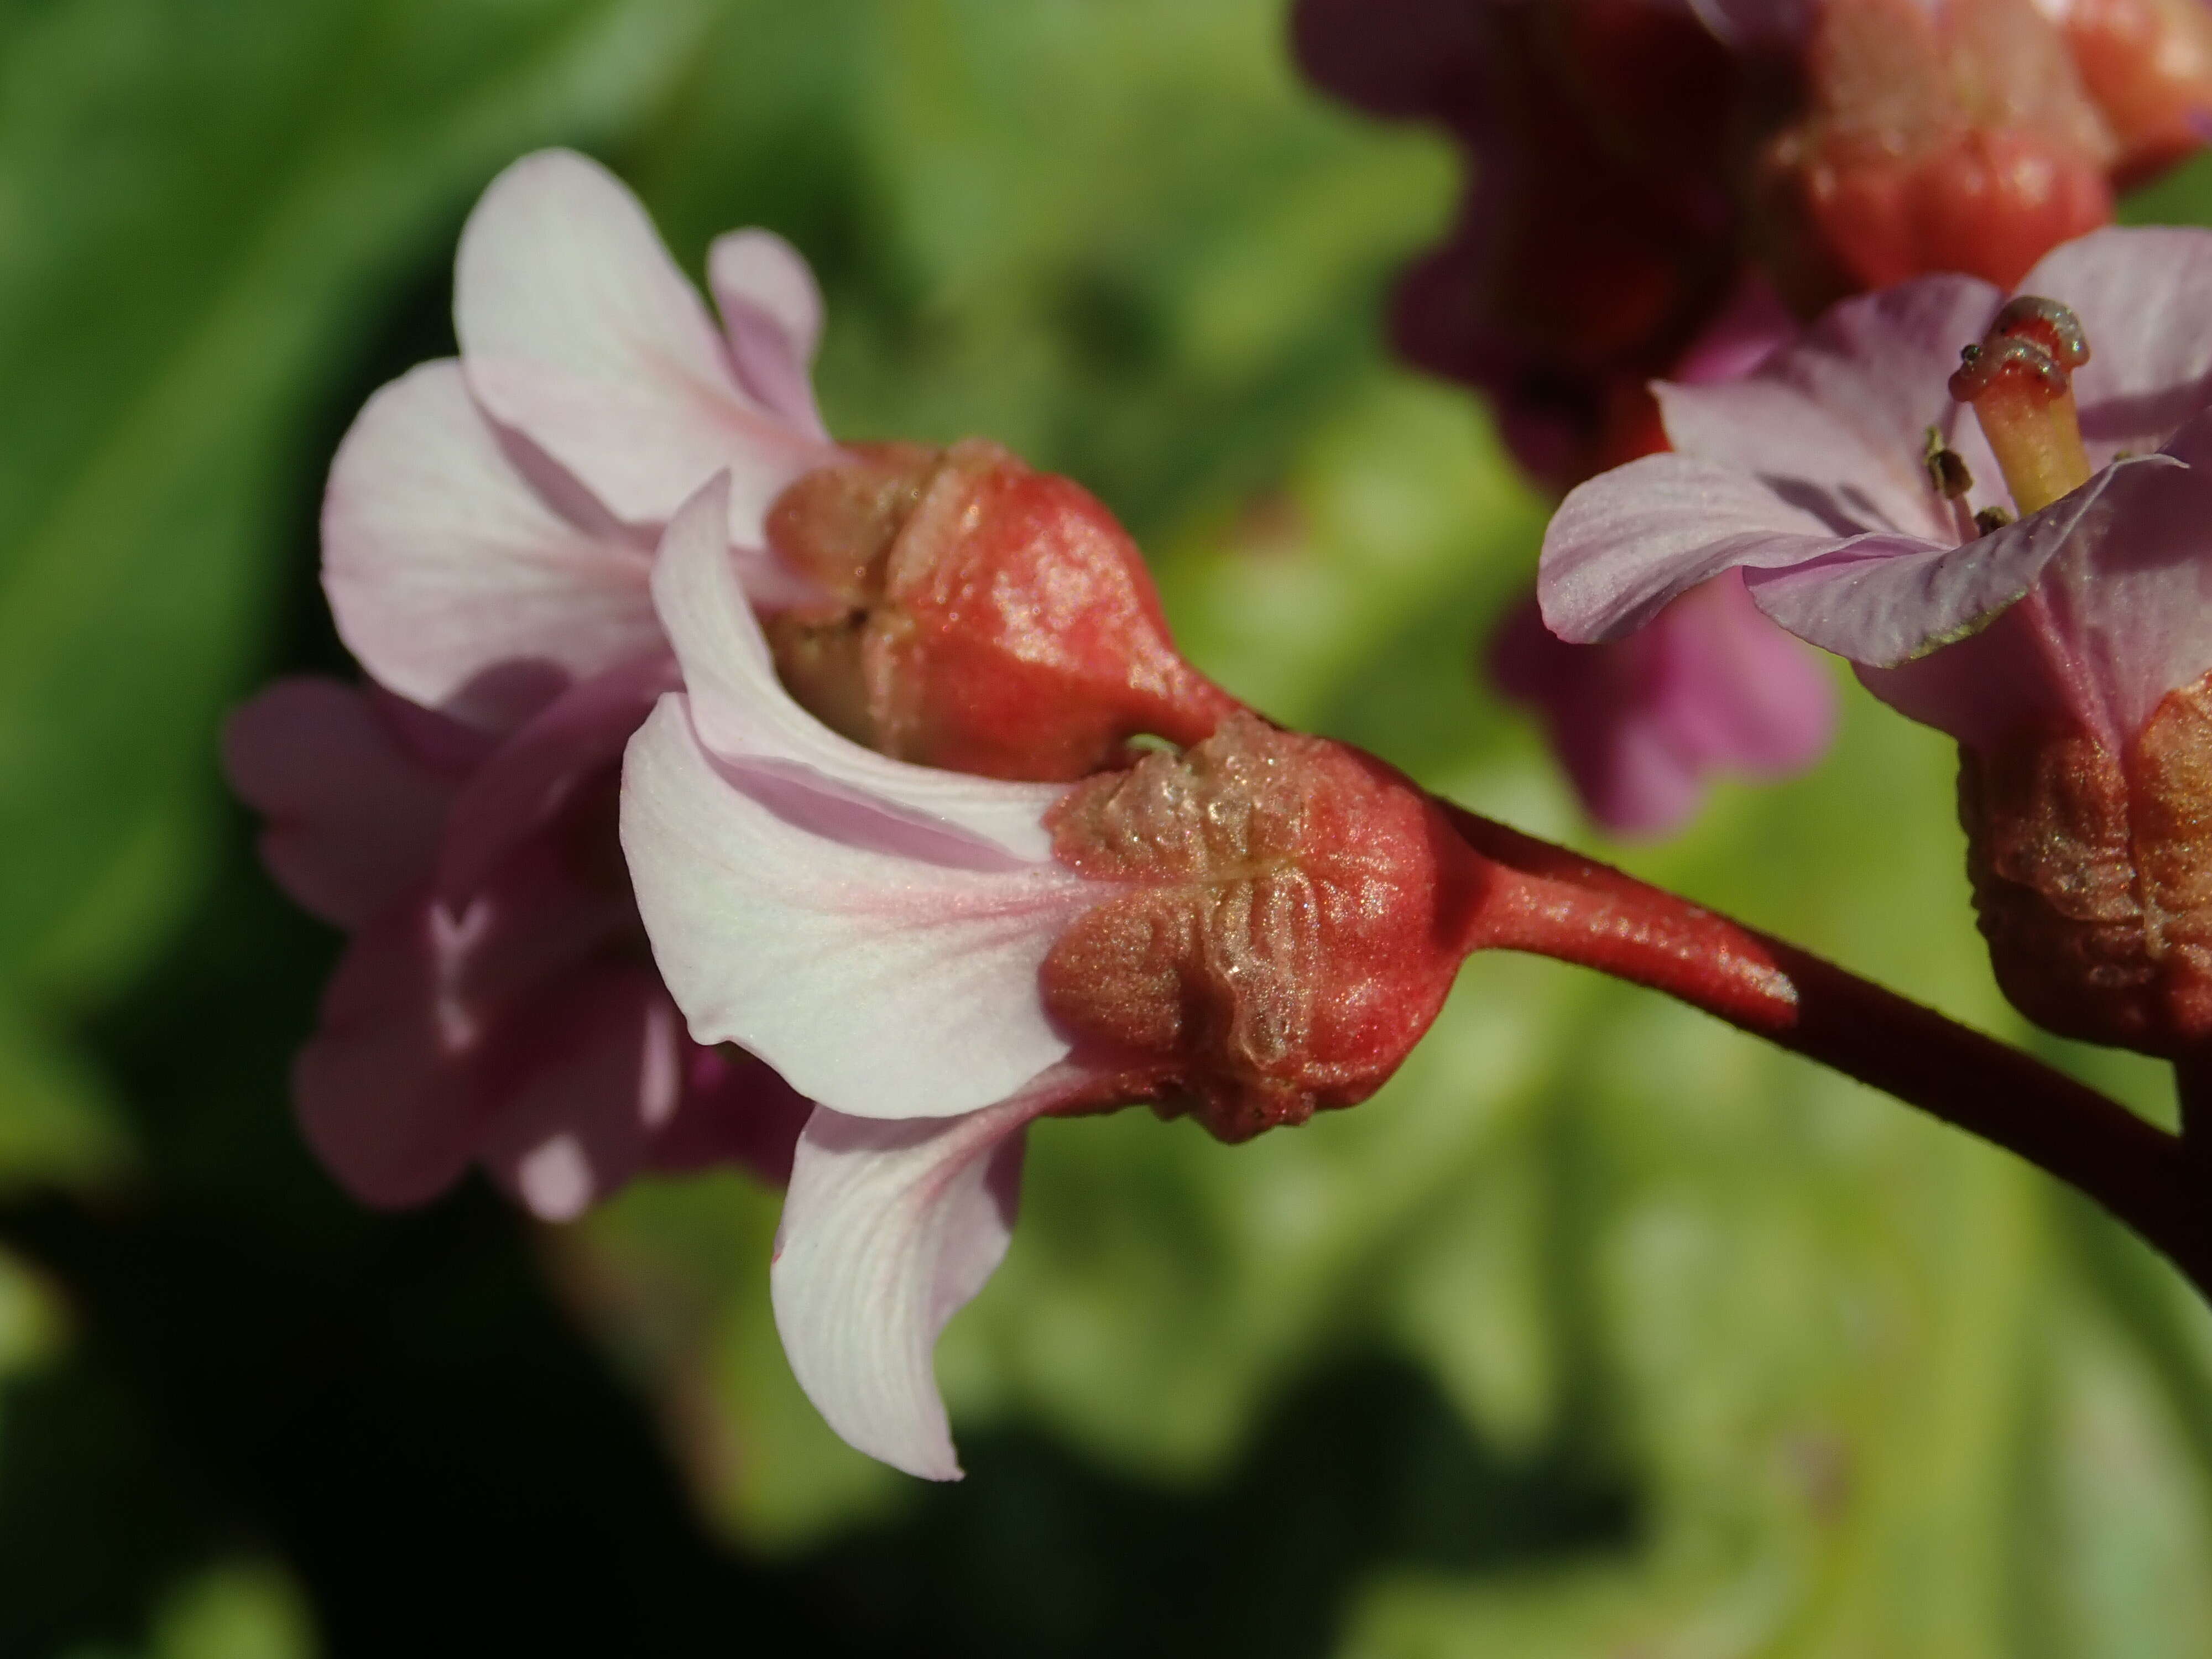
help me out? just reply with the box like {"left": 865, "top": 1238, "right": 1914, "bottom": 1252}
{"left": 227, "top": 149, "right": 838, "bottom": 1214}
{"left": 225, "top": 675, "right": 808, "bottom": 1216}
{"left": 623, "top": 480, "right": 1485, "bottom": 1478}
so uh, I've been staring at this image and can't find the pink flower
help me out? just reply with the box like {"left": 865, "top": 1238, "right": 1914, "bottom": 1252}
{"left": 1541, "top": 227, "right": 2212, "bottom": 1052}
{"left": 1493, "top": 279, "right": 1838, "bottom": 836}
{"left": 224, "top": 675, "right": 809, "bottom": 1217}
{"left": 1541, "top": 227, "right": 2212, "bottom": 754}
{"left": 622, "top": 481, "right": 1487, "bottom": 1478}
{"left": 228, "top": 148, "right": 839, "bottom": 1214}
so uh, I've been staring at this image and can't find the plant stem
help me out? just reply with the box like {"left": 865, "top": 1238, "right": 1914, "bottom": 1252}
{"left": 1445, "top": 805, "right": 2212, "bottom": 1296}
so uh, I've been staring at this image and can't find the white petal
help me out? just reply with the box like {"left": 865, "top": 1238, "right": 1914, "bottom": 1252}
{"left": 651, "top": 477, "right": 1067, "bottom": 863}
{"left": 709, "top": 228, "right": 828, "bottom": 438}
{"left": 619, "top": 696, "right": 1088, "bottom": 1119}
{"left": 453, "top": 150, "right": 830, "bottom": 541}
{"left": 772, "top": 1093, "right": 1056, "bottom": 1480}
{"left": 321, "top": 361, "right": 662, "bottom": 731}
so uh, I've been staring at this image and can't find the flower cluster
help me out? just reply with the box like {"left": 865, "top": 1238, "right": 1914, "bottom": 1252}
{"left": 1542, "top": 226, "right": 2212, "bottom": 1054}
{"left": 232, "top": 153, "right": 1503, "bottom": 1478}
{"left": 1295, "top": 0, "right": 2212, "bottom": 835}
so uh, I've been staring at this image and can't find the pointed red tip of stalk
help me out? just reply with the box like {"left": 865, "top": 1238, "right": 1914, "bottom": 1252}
{"left": 763, "top": 440, "right": 1243, "bottom": 782}
{"left": 1041, "top": 714, "right": 1493, "bottom": 1143}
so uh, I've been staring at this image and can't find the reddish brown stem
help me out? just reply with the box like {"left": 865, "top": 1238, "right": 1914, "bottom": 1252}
{"left": 1446, "top": 805, "right": 2212, "bottom": 1296}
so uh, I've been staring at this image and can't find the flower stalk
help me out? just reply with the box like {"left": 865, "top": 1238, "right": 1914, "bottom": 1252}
{"left": 1445, "top": 802, "right": 2212, "bottom": 1297}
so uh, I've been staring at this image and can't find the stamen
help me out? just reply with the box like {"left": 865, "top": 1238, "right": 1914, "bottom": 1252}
{"left": 1922, "top": 425, "right": 1974, "bottom": 499}
{"left": 1948, "top": 295, "right": 2094, "bottom": 517}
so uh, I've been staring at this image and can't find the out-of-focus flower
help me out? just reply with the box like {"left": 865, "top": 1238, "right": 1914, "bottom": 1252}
{"left": 1541, "top": 227, "right": 2212, "bottom": 1052}
{"left": 1294, "top": 0, "right": 1746, "bottom": 490}
{"left": 622, "top": 480, "right": 1489, "bottom": 1478}
{"left": 1490, "top": 278, "right": 1837, "bottom": 834}
{"left": 1748, "top": 0, "right": 2119, "bottom": 307}
{"left": 2038, "top": 0, "right": 2212, "bottom": 186}
{"left": 225, "top": 674, "right": 810, "bottom": 1217}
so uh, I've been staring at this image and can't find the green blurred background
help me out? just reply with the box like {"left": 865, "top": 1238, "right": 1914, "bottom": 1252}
{"left": 3, "top": 1, "right": 2210, "bottom": 1653}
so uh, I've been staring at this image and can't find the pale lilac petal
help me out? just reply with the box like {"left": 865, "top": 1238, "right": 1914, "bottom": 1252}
{"left": 650, "top": 478, "right": 1065, "bottom": 863}
{"left": 454, "top": 150, "right": 831, "bottom": 542}
{"left": 620, "top": 696, "right": 1090, "bottom": 1120}
{"left": 708, "top": 229, "right": 828, "bottom": 438}
{"left": 322, "top": 360, "right": 662, "bottom": 732}
{"left": 2030, "top": 415, "right": 2212, "bottom": 738}
{"left": 2022, "top": 227, "right": 2212, "bottom": 463}
{"left": 436, "top": 654, "right": 676, "bottom": 899}
{"left": 1745, "top": 453, "right": 2182, "bottom": 665}
{"left": 1656, "top": 275, "right": 2003, "bottom": 541}
{"left": 771, "top": 1090, "right": 1056, "bottom": 1480}
{"left": 222, "top": 680, "right": 455, "bottom": 928}
{"left": 1540, "top": 452, "right": 1887, "bottom": 641}
{"left": 1671, "top": 274, "right": 1794, "bottom": 387}
{"left": 1856, "top": 605, "right": 2075, "bottom": 749}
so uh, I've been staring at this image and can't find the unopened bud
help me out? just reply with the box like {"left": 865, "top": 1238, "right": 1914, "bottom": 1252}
{"left": 763, "top": 439, "right": 1243, "bottom": 782}
{"left": 1959, "top": 674, "right": 2212, "bottom": 1056}
{"left": 1753, "top": 0, "right": 2115, "bottom": 305}
{"left": 1041, "top": 713, "right": 1486, "bottom": 1142}
{"left": 2047, "top": 0, "right": 2212, "bottom": 186}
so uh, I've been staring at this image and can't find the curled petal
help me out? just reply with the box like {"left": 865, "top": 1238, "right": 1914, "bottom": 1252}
{"left": 773, "top": 1089, "right": 1060, "bottom": 1480}
{"left": 455, "top": 151, "right": 831, "bottom": 543}
{"left": 1540, "top": 452, "right": 1874, "bottom": 641}
{"left": 223, "top": 680, "right": 455, "bottom": 928}
{"left": 1745, "top": 453, "right": 2182, "bottom": 666}
{"left": 708, "top": 228, "right": 828, "bottom": 439}
{"left": 322, "top": 360, "right": 662, "bottom": 732}
{"left": 650, "top": 477, "right": 1065, "bottom": 863}
{"left": 620, "top": 696, "right": 1089, "bottom": 1119}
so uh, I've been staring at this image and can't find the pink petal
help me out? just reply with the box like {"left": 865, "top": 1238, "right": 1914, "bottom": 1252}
{"left": 771, "top": 1089, "right": 1057, "bottom": 1480}
{"left": 2021, "top": 227, "right": 2212, "bottom": 466}
{"left": 436, "top": 654, "right": 676, "bottom": 900}
{"left": 476, "top": 962, "right": 684, "bottom": 1222}
{"left": 1495, "top": 575, "right": 1835, "bottom": 837}
{"left": 293, "top": 847, "right": 633, "bottom": 1207}
{"left": 620, "top": 696, "right": 1091, "bottom": 1120}
{"left": 650, "top": 477, "right": 1066, "bottom": 863}
{"left": 453, "top": 150, "right": 831, "bottom": 543}
{"left": 322, "top": 360, "right": 664, "bottom": 732}
{"left": 1744, "top": 453, "right": 2182, "bottom": 666}
{"left": 1540, "top": 452, "right": 1879, "bottom": 641}
{"left": 1655, "top": 274, "right": 2004, "bottom": 545}
{"left": 222, "top": 680, "right": 456, "bottom": 928}
{"left": 708, "top": 229, "right": 829, "bottom": 439}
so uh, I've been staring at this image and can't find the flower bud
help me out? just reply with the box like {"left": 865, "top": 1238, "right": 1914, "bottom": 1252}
{"left": 1040, "top": 713, "right": 1488, "bottom": 1142}
{"left": 1958, "top": 674, "right": 2212, "bottom": 1056}
{"left": 2046, "top": 0, "right": 2212, "bottom": 187}
{"left": 762, "top": 439, "right": 1241, "bottom": 782}
{"left": 1754, "top": 0, "right": 2115, "bottom": 305}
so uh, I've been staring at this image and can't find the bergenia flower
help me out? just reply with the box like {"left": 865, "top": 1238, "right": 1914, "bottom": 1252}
{"left": 236, "top": 147, "right": 1245, "bottom": 1218}
{"left": 1541, "top": 225, "right": 2212, "bottom": 1053}
{"left": 622, "top": 478, "right": 1490, "bottom": 1478}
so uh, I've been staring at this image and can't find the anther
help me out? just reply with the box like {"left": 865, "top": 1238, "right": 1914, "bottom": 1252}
{"left": 1948, "top": 295, "right": 2094, "bottom": 517}
{"left": 1923, "top": 426, "right": 1974, "bottom": 499}
{"left": 1975, "top": 505, "right": 2015, "bottom": 535}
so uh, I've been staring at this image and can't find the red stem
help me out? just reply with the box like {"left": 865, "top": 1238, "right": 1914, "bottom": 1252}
{"left": 1444, "top": 805, "right": 2212, "bottom": 1295}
